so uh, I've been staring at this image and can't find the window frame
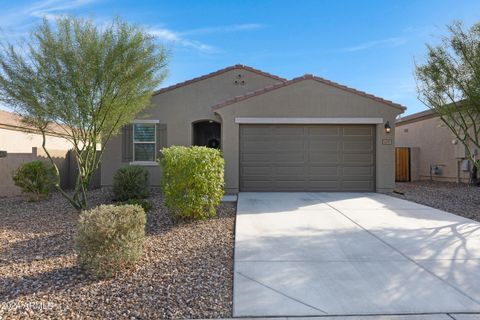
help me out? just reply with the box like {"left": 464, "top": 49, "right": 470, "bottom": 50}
{"left": 131, "top": 120, "right": 159, "bottom": 165}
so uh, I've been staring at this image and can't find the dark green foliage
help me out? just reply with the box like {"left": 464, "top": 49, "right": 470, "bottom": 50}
{"left": 113, "top": 165, "right": 150, "bottom": 201}
{"left": 12, "top": 160, "right": 58, "bottom": 201}
{"left": 116, "top": 198, "right": 153, "bottom": 212}
{"left": 75, "top": 204, "right": 146, "bottom": 278}
{"left": 160, "top": 146, "right": 224, "bottom": 220}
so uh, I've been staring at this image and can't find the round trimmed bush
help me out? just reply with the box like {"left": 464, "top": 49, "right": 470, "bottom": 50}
{"left": 12, "top": 160, "right": 58, "bottom": 201}
{"left": 75, "top": 204, "right": 146, "bottom": 278}
{"left": 160, "top": 146, "right": 224, "bottom": 220}
{"left": 112, "top": 165, "right": 150, "bottom": 201}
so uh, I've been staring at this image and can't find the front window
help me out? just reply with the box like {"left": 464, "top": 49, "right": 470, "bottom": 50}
{"left": 133, "top": 123, "right": 156, "bottom": 161}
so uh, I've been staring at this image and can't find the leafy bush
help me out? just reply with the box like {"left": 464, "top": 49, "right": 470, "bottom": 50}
{"left": 12, "top": 160, "right": 58, "bottom": 201}
{"left": 112, "top": 165, "right": 150, "bottom": 201}
{"left": 160, "top": 146, "right": 224, "bottom": 220}
{"left": 75, "top": 204, "right": 146, "bottom": 278}
{"left": 116, "top": 199, "right": 153, "bottom": 212}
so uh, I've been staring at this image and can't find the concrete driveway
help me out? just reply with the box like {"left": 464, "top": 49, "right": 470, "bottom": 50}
{"left": 233, "top": 192, "right": 480, "bottom": 317}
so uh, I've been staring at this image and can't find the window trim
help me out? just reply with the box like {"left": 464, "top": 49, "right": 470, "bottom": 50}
{"left": 131, "top": 119, "right": 160, "bottom": 124}
{"left": 131, "top": 121, "right": 157, "bottom": 163}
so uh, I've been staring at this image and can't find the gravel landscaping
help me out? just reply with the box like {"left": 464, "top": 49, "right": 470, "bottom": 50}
{"left": 0, "top": 189, "right": 236, "bottom": 319}
{"left": 392, "top": 181, "right": 480, "bottom": 221}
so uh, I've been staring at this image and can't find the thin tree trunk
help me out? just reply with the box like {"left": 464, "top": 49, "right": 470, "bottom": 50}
{"left": 41, "top": 130, "right": 82, "bottom": 210}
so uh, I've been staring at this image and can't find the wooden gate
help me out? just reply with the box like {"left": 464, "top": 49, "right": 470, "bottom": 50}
{"left": 395, "top": 147, "right": 410, "bottom": 182}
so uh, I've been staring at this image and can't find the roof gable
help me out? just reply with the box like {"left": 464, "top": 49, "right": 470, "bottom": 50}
{"left": 212, "top": 74, "right": 406, "bottom": 111}
{"left": 396, "top": 109, "right": 437, "bottom": 125}
{"left": 153, "top": 64, "right": 286, "bottom": 96}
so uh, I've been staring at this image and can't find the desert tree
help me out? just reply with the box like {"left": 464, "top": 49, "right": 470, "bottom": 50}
{"left": 0, "top": 17, "right": 168, "bottom": 209}
{"left": 415, "top": 21, "right": 480, "bottom": 182}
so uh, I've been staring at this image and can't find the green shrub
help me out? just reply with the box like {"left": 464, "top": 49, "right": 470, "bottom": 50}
{"left": 75, "top": 204, "right": 146, "bottom": 278}
{"left": 160, "top": 146, "right": 224, "bottom": 220}
{"left": 12, "top": 160, "right": 58, "bottom": 201}
{"left": 112, "top": 165, "right": 150, "bottom": 201}
{"left": 116, "top": 199, "right": 153, "bottom": 212}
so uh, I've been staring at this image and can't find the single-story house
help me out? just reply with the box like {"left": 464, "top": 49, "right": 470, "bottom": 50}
{"left": 101, "top": 65, "right": 405, "bottom": 193}
{"left": 395, "top": 109, "right": 472, "bottom": 183}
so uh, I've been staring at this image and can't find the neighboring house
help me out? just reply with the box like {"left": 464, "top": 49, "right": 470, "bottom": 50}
{"left": 101, "top": 64, "right": 405, "bottom": 193}
{"left": 395, "top": 109, "right": 471, "bottom": 183}
{"left": 0, "top": 110, "right": 72, "bottom": 197}
{"left": 0, "top": 110, "right": 72, "bottom": 153}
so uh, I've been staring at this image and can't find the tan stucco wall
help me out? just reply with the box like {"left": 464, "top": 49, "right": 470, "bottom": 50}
{"left": 0, "top": 129, "right": 72, "bottom": 197}
{"left": 215, "top": 79, "right": 403, "bottom": 193}
{"left": 396, "top": 116, "right": 469, "bottom": 182}
{"left": 0, "top": 128, "right": 72, "bottom": 153}
{"left": 101, "top": 68, "right": 281, "bottom": 186}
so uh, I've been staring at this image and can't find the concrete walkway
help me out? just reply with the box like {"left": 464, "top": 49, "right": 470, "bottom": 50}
{"left": 233, "top": 192, "right": 480, "bottom": 318}
{"left": 222, "top": 315, "right": 480, "bottom": 320}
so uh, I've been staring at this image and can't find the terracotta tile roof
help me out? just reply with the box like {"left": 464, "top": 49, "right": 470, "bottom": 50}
{"left": 0, "top": 109, "right": 68, "bottom": 137}
{"left": 212, "top": 74, "right": 407, "bottom": 111}
{"left": 396, "top": 109, "right": 436, "bottom": 125}
{"left": 153, "top": 64, "right": 286, "bottom": 96}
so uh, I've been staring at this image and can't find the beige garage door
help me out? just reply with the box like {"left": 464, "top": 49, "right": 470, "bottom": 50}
{"left": 239, "top": 124, "right": 375, "bottom": 191}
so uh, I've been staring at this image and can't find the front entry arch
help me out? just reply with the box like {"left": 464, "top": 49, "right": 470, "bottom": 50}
{"left": 192, "top": 120, "right": 221, "bottom": 149}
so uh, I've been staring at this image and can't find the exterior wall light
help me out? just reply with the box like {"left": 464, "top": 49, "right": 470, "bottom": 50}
{"left": 384, "top": 121, "right": 391, "bottom": 133}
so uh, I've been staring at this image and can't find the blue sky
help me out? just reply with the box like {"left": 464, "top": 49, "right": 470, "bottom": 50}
{"left": 1, "top": 1, "right": 480, "bottom": 115}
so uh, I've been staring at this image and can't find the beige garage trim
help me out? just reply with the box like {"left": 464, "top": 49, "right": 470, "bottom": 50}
{"left": 239, "top": 124, "right": 376, "bottom": 192}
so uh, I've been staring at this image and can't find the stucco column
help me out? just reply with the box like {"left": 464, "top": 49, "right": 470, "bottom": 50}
{"left": 218, "top": 112, "right": 240, "bottom": 194}
{"left": 375, "top": 120, "right": 396, "bottom": 193}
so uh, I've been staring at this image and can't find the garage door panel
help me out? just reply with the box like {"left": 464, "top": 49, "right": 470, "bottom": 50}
{"left": 308, "top": 166, "right": 340, "bottom": 176}
{"left": 274, "top": 152, "right": 306, "bottom": 162}
{"left": 343, "top": 166, "right": 374, "bottom": 176}
{"left": 276, "top": 181, "right": 309, "bottom": 189}
{"left": 240, "top": 124, "right": 375, "bottom": 192}
{"left": 273, "top": 126, "right": 305, "bottom": 135}
{"left": 241, "top": 166, "right": 273, "bottom": 175}
{"left": 274, "top": 166, "right": 306, "bottom": 175}
{"left": 343, "top": 153, "right": 373, "bottom": 163}
{"left": 308, "top": 126, "right": 340, "bottom": 136}
{"left": 342, "top": 173, "right": 375, "bottom": 180}
{"left": 309, "top": 180, "right": 341, "bottom": 190}
{"left": 241, "top": 126, "right": 272, "bottom": 135}
{"left": 343, "top": 141, "right": 374, "bottom": 151}
{"left": 343, "top": 126, "right": 374, "bottom": 136}
{"left": 242, "top": 140, "right": 274, "bottom": 150}
{"left": 272, "top": 141, "right": 306, "bottom": 150}
{"left": 309, "top": 152, "right": 340, "bottom": 163}
{"left": 241, "top": 181, "right": 272, "bottom": 190}
{"left": 308, "top": 141, "right": 340, "bottom": 151}
{"left": 241, "top": 153, "right": 273, "bottom": 162}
